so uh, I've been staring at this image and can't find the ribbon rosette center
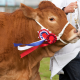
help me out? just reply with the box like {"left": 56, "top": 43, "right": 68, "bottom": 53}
{"left": 47, "top": 33, "right": 57, "bottom": 44}
{"left": 42, "top": 33, "right": 48, "bottom": 39}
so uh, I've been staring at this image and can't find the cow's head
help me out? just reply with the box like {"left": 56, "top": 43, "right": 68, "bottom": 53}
{"left": 20, "top": 1, "right": 80, "bottom": 45}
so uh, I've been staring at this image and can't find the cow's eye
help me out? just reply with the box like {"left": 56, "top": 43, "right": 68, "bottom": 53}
{"left": 49, "top": 18, "right": 55, "bottom": 21}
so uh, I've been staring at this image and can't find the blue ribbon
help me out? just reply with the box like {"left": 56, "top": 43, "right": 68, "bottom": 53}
{"left": 14, "top": 40, "right": 45, "bottom": 47}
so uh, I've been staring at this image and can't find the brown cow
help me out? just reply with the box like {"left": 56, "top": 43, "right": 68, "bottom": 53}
{"left": 0, "top": 1, "right": 80, "bottom": 80}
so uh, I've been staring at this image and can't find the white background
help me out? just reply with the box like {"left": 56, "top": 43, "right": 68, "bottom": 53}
{"left": 51, "top": 0, "right": 63, "bottom": 8}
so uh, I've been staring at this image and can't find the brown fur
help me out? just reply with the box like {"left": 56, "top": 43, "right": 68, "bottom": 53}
{"left": 0, "top": 1, "right": 79, "bottom": 80}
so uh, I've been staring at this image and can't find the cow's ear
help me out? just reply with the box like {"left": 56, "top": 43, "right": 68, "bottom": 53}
{"left": 20, "top": 3, "right": 37, "bottom": 19}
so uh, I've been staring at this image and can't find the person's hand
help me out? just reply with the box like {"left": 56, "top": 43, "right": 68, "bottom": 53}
{"left": 64, "top": 1, "right": 78, "bottom": 13}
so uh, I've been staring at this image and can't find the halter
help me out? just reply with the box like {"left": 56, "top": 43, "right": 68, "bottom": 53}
{"left": 13, "top": 20, "right": 70, "bottom": 58}
{"left": 35, "top": 20, "right": 70, "bottom": 44}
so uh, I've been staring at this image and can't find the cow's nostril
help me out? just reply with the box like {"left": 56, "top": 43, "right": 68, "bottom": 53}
{"left": 74, "top": 29, "right": 78, "bottom": 33}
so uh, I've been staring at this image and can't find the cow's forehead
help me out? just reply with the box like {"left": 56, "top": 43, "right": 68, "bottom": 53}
{"left": 38, "top": 1, "right": 66, "bottom": 18}
{"left": 40, "top": 9, "right": 57, "bottom": 18}
{"left": 38, "top": 7, "right": 66, "bottom": 20}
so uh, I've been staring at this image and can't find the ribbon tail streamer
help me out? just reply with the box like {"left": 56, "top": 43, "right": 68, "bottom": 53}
{"left": 14, "top": 43, "right": 23, "bottom": 47}
{"left": 40, "top": 43, "right": 49, "bottom": 47}
{"left": 20, "top": 46, "right": 39, "bottom": 58}
{"left": 14, "top": 40, "right": 45, "bottom": 47}
{"left": 18, "top": 46, "right": 33, "bottom": 51}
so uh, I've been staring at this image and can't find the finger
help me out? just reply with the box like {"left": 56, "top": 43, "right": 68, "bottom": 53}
{"left": 74, "top": 1, "right": 77, "bottom": 4}
{"left": 73, "top": 6, "right": 78, "bottom": 9}
{"left": 74, "top": 1, "right": 78, "bottom": 6}
{"left": 72, "top": 1, "right": 77, "bottom": 6}
{"left": 71, "top": 9, "right": 75, "bottom": 13}
{"left": 75, "top": 6, "right": 78, "bottom": 8}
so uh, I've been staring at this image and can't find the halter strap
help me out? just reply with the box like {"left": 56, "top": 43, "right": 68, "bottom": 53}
{"left": 35, "top": 20, "right": 70, "bottom": 44}
{"left": 35, "top": 20, "right": 46, "bottom": 29}
{"left": 57, "top": 22, "right": 70, "bottom": 44}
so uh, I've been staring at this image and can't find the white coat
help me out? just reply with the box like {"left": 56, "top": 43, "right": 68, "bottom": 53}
{"left": 50, "top": 0, "right": 80, "bottom": 79}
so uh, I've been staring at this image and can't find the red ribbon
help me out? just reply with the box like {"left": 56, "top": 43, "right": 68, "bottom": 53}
{"left": 20, "top": 46, "right": 39, "bottom": 58}
{"left": 20, "top": 33, "right": 57, "bottom": 58}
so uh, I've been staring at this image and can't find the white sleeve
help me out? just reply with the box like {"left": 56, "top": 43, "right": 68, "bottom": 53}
{"left": 60, "top": 0, "right": 67, "bottom": 8}
{"left": 77, "top": 0, "right": 80, "bottom": 26}
{"left": 52, "top": 0, "right": 67, "bottom": 9}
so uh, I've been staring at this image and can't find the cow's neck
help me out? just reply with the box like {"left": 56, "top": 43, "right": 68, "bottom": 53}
{"left": 11, "top": 9, "right": 40, "bottom": 43}
{"left": 29, "top": 41, "right": 65, "bottom": 69}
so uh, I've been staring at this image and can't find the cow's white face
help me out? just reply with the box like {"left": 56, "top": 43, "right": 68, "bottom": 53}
{"left": 20, "top": 1, "right": 80, "bottom": 45}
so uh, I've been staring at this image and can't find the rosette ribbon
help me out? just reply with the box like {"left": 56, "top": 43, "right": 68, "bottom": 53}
{"left": 14, "top": 40, "right": 46, "bottom": 58}
{"left": 14, "top": 30, "right": 57, "bottom": 58}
